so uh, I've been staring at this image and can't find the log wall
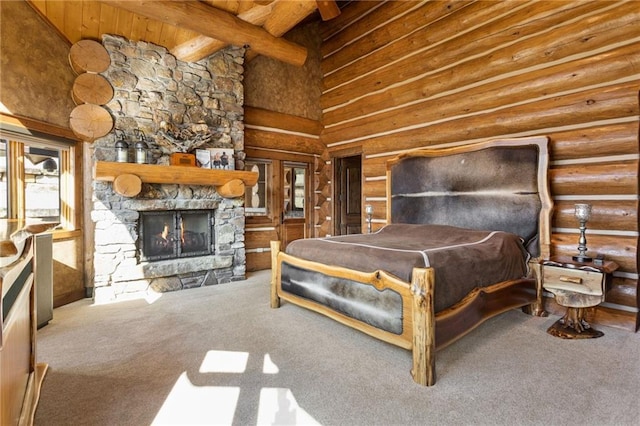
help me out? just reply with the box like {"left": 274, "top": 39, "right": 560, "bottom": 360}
{"left": 319, "top": 0, "right": 639, "bottom": 331}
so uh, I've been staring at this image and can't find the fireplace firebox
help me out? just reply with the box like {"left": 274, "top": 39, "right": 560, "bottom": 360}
{"left": 138, "top": 210, "right": 214, "bottom": 261}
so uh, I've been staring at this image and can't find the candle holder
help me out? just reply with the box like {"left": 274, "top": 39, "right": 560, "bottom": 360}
{"left": 365, "top": 204, "right": 373, "bottom": 234}
{"left": 572, "top": 203, "right": 592, "bottom": 262}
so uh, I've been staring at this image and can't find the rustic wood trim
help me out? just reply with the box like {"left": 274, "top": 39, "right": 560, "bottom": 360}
{"left": 322, "top": 0, "right": 472, "bottom": 78}
{"left": 245, "top": 107, "right": 323, "bottom": 136}
{"left": 99, "top": 0, "right": 308, "bottom": 66}
{"left": 245, "top": 128, "right": 325, "bottom": 156}
{"left": 552, "top": 233, "right": 637, "bottom": 273}
{"left": 173, "top": 1, "right": 316, "bottom": 62}
{"left": 82, "top": 146, "right": 95, "bottom": 292}
{"left": 93, "top": 161, "right": 258, "bottom": 188}
{"left": 0, "top": 112, "right": 78, "bottom": 142}
{"left": 411, "top": 267, "right": 435, "bottom": 386}
{"left": 245, "top": 147, "right": 316, "bottom": 163}
{"left": 321, "top": 0, "right": 425, "bottom": 59}
{"left": 270, "top": 240, "right": 281, "bottom": 308}
{"left": 7, "top": 141, "right": 25, "bottom": 220}
{"left": 319, "top": 0, "right": 383, "bottom": 41}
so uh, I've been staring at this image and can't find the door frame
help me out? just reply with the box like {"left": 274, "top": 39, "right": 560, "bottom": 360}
{"left": 331, "top": 147, "right": 363, "bottom": 236}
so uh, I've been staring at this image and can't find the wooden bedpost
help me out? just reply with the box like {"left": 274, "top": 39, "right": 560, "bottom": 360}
{"left": 410, "top": 267, "right": 436, "bottom": 386}
{"left": 270, "top": 240, "right": 281, "bottom": 308}
{"left": 529, "top": 261, "right": 548, "bottom": 317}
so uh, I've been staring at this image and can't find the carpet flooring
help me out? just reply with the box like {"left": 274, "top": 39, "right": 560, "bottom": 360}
{"left": 34, "top": 270, "right": 640, "bottom": 425}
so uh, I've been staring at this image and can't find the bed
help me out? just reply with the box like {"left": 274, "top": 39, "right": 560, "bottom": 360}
{"left": 270, "top": 136, "right": 552, "bottom": 386}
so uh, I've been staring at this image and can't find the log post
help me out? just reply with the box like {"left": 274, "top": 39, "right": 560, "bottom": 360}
{"left": 410, "top": 267, "right": 436, "bottom": 386}
{"left": 270, "top": 240, "right": 281, "bottom": 309}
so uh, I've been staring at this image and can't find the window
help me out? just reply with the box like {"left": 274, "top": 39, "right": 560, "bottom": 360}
{"left": 244, "top": 160, "right": 270, "bottom": 216}
{"left": 0, "top": 134, "right": 75, "bottom": 229}
{"left": 24, "top": 146, "right": 61, "bottom": 222}
{"left": 283, "top": 164, "right": 306, "bottom": 219}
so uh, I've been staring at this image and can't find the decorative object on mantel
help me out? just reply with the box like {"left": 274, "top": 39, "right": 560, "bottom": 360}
{"left": 169, "top": 153, "right": 196, "bottom": 167}
{"left": 114, "top": 129, "right": 129, "bottom": 163}
{"left": 93, "top": 161, "right": 258, "bottom": 198}
{"left": 156, "top": 121, "right": 219, "bottom": 154}
{"left": 572, "top": 203, "right": 593, "bottom": 262}
{"left": 134, "top": 129, "right": 148, "bottom": 164}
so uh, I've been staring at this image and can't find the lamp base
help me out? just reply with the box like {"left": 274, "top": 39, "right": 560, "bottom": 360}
{"left": 572, "top": 254, "right": 593, "bottom": 263}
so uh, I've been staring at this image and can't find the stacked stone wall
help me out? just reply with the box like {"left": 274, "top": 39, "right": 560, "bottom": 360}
{"left": 90, "top": 35, "right": 247, "bottom": 301}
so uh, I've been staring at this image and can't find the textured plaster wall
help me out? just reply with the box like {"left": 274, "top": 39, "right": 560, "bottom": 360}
{"left": 244, "top": 21, "right": 322, "bottom": 121}
{"left": 0, "top": 0, "right": 75, "bottom": 128}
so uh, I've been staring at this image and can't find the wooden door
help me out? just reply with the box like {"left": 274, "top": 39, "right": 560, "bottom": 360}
{"left": 335, "top": 155, "right": 362, "bottom": 235}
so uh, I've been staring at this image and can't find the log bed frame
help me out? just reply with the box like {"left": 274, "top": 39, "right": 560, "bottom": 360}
{"left": 270, "top": 136, "right": 553, "bottom": 386}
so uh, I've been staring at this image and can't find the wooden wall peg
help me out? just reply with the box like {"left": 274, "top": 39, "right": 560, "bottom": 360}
{"left": 216, "top": 178, "right": 245, "bottom": 198}
{"left": 113, "top": 173, "right": 142, "bottom": 197}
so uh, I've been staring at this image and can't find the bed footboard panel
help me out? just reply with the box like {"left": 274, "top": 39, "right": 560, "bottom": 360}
{"left": 280, "top": 261, "right": 404, "bottom": 334}
{"left": 271, "top": 241, "right": 415, "bottom": 349}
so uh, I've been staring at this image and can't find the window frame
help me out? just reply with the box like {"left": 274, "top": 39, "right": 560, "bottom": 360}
{"left": 0, "top": 130, "right": 78, "bottom": 231}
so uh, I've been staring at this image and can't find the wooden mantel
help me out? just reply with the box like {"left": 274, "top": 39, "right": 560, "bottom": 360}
{"left": 93, "top": 161, "right": 258, "bottom": 198}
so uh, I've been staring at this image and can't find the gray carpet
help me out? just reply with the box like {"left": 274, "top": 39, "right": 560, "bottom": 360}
{"left": 35, "top": 270, "right": 640, "bottom": 426}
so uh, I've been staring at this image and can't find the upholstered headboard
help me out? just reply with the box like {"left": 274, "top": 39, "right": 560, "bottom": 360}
{"left": 387, "top": 137, "right": 552, "bottom": 258}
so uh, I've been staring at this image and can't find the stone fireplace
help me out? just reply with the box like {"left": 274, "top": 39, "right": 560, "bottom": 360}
{"left": 138, "top": 210, "right": 214, "bottom": 261}
{"left": 90, "top": 35, "right": 247, "bottom": 301}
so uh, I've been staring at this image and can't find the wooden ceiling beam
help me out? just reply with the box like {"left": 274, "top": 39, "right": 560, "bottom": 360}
{"left": 316, "top": 0, "right": 340, "bottom": 21}
{"left": 171, "top": 0, "right": 275, "bottom": 63}
{"left": 98, "top": 0, "right": 308, "bottom": 66}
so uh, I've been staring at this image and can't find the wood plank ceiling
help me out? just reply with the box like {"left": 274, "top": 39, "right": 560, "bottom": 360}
{"left": 27, "top": 0, "right": 343, "bottom": 66}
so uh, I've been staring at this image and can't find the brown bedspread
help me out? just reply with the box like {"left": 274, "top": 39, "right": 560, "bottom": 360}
{"left": 285, "top": 223, "right": 529, "bottom": 312}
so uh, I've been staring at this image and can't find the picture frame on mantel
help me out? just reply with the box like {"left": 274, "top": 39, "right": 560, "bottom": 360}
{"left": 195, "top": 149, "right": 211, "bottom": 169}
{"left": 208, "top": 148, "right": 234, "bottom": 170}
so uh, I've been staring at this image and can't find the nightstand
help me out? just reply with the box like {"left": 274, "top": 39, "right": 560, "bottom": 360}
{"left": 541, "top": 256, "right": 618, "bottom": 339}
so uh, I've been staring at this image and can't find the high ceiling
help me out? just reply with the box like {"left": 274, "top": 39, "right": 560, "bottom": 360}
{"left": 27, "top": 0, "right": 345, "bottom": 66}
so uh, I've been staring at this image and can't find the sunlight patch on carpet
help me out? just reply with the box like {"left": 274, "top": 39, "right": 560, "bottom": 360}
{"left": 152, "top": 372, "right": 239, "bottom": 425}
{"left": 199, "top": 350, "right": 249, "bottom": 373}
{"left": 263, "top": 353, "right": 279, "bottom": 374}
{"left": 257, "top": 388, "right": 321, "bottom": 425}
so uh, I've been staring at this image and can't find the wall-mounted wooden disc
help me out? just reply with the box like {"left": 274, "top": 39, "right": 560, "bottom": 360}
{"left": 72, "top": 73, "right": 114, "bottom": 105}
{"left": 69, "top": 39, "right": 111, "bottom": 74}
{"left": 69, "top": 104, "right": 113, "bottom": 142}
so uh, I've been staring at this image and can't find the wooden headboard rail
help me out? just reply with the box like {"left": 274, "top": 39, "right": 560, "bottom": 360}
{"left": 386, "top": 137, "right": 552, "bottom": 260}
